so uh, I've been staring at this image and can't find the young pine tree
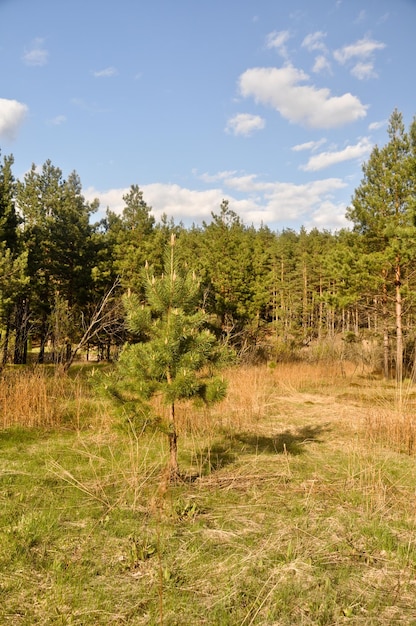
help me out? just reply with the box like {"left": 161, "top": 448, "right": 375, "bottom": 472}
{"left": 117, "top": 234, "right": 231, "bottom": 479}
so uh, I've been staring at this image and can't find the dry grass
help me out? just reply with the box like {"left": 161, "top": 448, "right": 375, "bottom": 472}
{"left": 1, "top": 360, "right": 415, "bottom": 455}
{"left": 217, "top": 363, "right": 416, "bottom": 457}
{"left": 345, "top": 375, "right": 416, "bottom": 455}
{"left": 0, "top": 365, "right": 106, "bottom": 430}
{"left": 365, "top": 401, "right": 416, "bottom": 455}
{"left": 1, "top": 361, "right": 416, "bottom": 624}
{"left": 0, "top": 367, "right": 65, "bottom": 428}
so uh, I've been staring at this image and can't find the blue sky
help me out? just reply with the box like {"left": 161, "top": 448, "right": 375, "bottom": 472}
{"left": 1, "top": 0, "right": 416, "bottom": 231}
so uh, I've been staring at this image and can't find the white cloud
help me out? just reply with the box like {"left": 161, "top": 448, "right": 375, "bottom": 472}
{"left": 84, "top": 186, "right": 128, "bottom": 215}
{"left": 22, "top": 38, "right": 48, "bottom": 66}
{"left": 334, "top": 38, "right": 385, "bottom": 63}
{"left": 368, "top": 119, "right": 386, "bottom": 131}
{"left": 355, "top": 10, "right": 366, "bottom": 23}
{"left": 49, "top": 115, "right": 67, "bottom": 126}
{"left": 292, "top": 138, "right": 327, "bottom": 152}
{"left": 306, "top": 201, "right": 349, "bottom": 230}
{"left": 351, "top": 61, "right": 377, "bottom": 80}
{"left": 312, "top": 55, "right": 332, "bottom": 74}
{"left": 85, "top": 174, "right": 349, "bottom": 231}
{"left": 301, "top": 32, "right": 331, "bottom": 75}
{"left": 197, "top": 170, "right": 237, "bottom": 183}
{"left": 334, "top": 37, "right": 385, "bottom": 79}
{"left": 225, "top": 113, "right": 265, "bottom": 136}
{"left": 223, "top": 173, "right": 273, "bottom": 193}
{"left": 71, "top": 98, "right": 109, "bottom": 114}
{"left": 0, "top": 98, "right": 28, "bottom": 140}
{"left": 377, "top": 13, "right": 389, "bottom": 24}
{"left": 167, "top": 175, "right": 348, "bottom": 229}
{"left": 302, "top": 31, "right": 327, "bottom": 53}
{"left": 93, "top": 66, "right": 118, "bottom": 78}
{"left": 259, "top": 178, "right": 347, "bottom": 223}
{"left": 85, "top": 184, "right": 224, "bottom": 223}
{"left": 266, "top": 30, "right": 291, "bottom": 58}
{"left": 144, "top": 184, "right": 226, "bottom": 222}
{"left": 301, "top": 137, "right": 372, "bottom": 171}
{"left": 239, "top": 65, "right": 367, "bottom": 129}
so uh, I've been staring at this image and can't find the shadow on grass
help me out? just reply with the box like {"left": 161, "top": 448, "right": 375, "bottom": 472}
{"left": 0, "top": 427, "right": 45, "bottom": 447}
{"left": 200, "top": 424, "right": 330, "bottom": 473}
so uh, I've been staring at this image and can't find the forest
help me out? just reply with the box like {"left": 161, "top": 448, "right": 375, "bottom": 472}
{"left": 1, "top": 109, "right": 416, "bottom": 380}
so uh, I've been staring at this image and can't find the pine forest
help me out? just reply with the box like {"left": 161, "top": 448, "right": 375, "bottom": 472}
{"left": 1, "top": 109, "right": 416, "bottom": 381}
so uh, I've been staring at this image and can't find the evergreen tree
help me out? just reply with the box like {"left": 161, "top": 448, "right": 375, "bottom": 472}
{"left": 16, "top": 160, "right": 98, "bottom": 363}
{"left": 269, "top": 229, "right": 300, "bottom": 342}
{"left": 112, "top": 185, "right": 157, "bottom": 293}
{"left": 117, "top": 234, "right": 231, "bottom": 479}
{"left": 320, "top": 230, "right": 364, "bottom": 338}
{"left": 49, "top": 170, "right": 98, "bottom": 307}
{"left": 0, "top": 153, "right": 19, "bottom": 252}
{"left": 200, "top": 200, "right": 255, "bottom": 342}
{"left": 347, "top": 109, "right": 416, "bottom": 380}
{"left": 0, "top": 152, "right": 28, "bottom": 364}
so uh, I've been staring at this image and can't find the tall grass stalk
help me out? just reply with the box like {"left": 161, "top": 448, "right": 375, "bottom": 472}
{"left": 365, "top": 377, "right": 416, "bottom": 455}
{"left": 0, "top": 367, "right": 64, "bottom": 428}
{"left": 0, "top": 366, "right": 104, "bottom": 429}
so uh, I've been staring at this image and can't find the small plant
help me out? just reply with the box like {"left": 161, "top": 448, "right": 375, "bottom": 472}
{"left": 116, "top": 234, "right": 232, "bottom": 479}
{"left": 174, "top": 497, "right": 200, "bottom": 521}
{"left": 128, "top": 533, "right": 158, "bottom": 567}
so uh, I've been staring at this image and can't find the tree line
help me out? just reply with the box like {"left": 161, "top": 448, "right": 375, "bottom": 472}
{"left": 1, "top": 109, "right": 416, "bottom": 380}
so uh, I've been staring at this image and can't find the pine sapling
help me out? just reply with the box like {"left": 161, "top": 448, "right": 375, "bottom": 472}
{"left": 117, "top": 234, "right": 232, "bottom": 479}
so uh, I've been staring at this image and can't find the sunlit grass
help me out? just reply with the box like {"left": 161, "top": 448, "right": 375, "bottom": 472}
{"left": 1, "top": 362, "right": 416, "bottom": 624}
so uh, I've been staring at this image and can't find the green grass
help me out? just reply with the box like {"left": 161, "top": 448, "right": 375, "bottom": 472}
{"left": 1, "top": 364, "right": 416, "bottom": 624}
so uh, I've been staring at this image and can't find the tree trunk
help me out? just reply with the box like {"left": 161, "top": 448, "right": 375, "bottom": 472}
{"left": 2, "top": 314, "right": 11, "bottom": 365}
{"left": 168, "top": 401, "right": 179, "bottom": 479}
{"left": 14, "top": 297, "right": 30, "bottom": 365}
{"left": 37, "top": 310, "right": 48, "bottom": 364}
{"left": 318, "top": 276, "right": 323, "bottom": 339}
{"left": 302, "top": 260, "right": 308, "bottom": 336}
{"left": 383, "top": 326, "right": 389, "bottom": 380}
{"left": 280, "top": 259, "right": 286, "bottom": 338}
{"left": 382, "top": 271, "right": 389, "bottom": 379}
{"left": 395, "top": 261, "right": 403, "bottom": 383}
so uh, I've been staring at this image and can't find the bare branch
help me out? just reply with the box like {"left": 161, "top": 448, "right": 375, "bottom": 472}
{"left": 62, "top": 278, "right": 124, "bottom": 372}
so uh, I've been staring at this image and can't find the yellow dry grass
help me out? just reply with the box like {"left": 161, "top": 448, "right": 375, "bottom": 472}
{"left": 1, "top": 359, "right": 415, "bottom": 456}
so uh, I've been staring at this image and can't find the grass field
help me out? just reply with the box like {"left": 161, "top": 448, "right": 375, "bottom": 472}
{"left": 1, "top": 362, "right": 416, "bottom": 625}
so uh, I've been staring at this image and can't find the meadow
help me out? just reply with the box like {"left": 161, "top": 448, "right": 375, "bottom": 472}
{"left": 1, "top": 361, "right": 416, "bottom": 625}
